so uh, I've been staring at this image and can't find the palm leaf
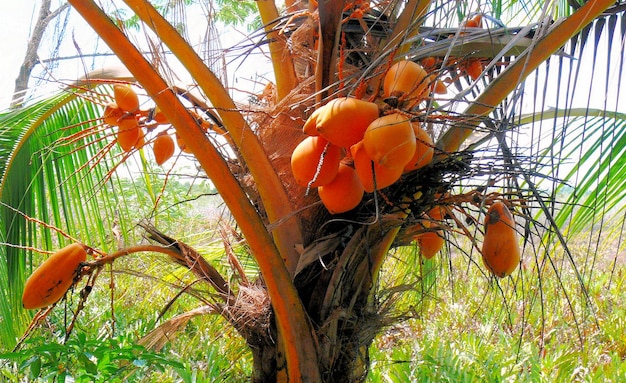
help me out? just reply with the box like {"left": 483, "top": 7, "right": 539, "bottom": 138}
{"left": 536, "top": 10, "right": 625, "bottom": 233}
{"left": 0, "top": 89, "right": 138, "bottom": 350}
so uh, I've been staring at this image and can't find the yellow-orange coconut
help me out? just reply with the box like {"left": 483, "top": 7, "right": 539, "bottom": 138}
{"left": 482, "top": 201, "right": 521, "bottom": 278}
{"left": 22, "top": 243, "right": 87, "bottom": 310}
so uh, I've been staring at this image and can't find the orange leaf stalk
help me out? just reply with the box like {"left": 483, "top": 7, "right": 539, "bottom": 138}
{"left": 123, "top": 0, "right": 303, "bottom": 276}
{"left": 68, "top": 1, "right": 320, "bottom": 381}
{"left": 256, "top": 0, "right": 298, "bottom": 100}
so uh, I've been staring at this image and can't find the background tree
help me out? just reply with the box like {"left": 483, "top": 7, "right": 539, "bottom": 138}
{"left": 1, "top": 0, "right": 625, "bottom": 382}
{"left": 10, "top": 0, "right": 70, "bottom": 109}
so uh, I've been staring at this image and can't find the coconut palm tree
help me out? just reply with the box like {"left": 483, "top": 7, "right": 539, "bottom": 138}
{"left": 1, "top": 0, "right": 625, "bottom": 381}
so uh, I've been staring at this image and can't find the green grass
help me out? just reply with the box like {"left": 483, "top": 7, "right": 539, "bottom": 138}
{"left": 2, "top": 198, "right": 625, "bottom": 382}
{"left": 367, "top": 222, "right": 626, "bottom": 383}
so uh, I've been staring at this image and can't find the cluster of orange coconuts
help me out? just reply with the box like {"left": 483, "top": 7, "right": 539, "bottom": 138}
{"left": 291, "top": 56, "right": 520, "bottom": 277}
{"left": 420, "top": 15, "right": 488, "bottom": 81}
{"left": 102, "top": 84, "right": 187, "bottom": 165}
{"left": 291, "top": 59, "right": 445, "bottom": 215}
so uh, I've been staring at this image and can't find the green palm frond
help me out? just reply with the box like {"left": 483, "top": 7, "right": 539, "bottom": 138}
{"left": 524, "top": 112, "right": 626, "bottom": 234}
{"left": 0, "top": 93, "right": 75, "bottom": 349}
{"left": 535, "top": 11, "right": 625, "bottom": 232}
{"left": 459, "top": 8, "right": 625, "bottom": 234}
{"left": 0, "top": 89, "right": 138, "bottom": 350}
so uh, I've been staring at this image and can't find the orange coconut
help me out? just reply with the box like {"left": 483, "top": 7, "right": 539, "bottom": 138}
{"left": 22, "top": 243, "right": 87, "bottom": 310}
{"left": 302, "top": 97, "right": 379, "bottom": 147}
{"left": 117, "top": 117, "right": 140, "bottom": 152}
{"left": 429, "top": 76, "right": 448, "bottom": 94}
{"left": 415, "top": 206, "right": 446, "bottom": 258}
{"left": 351, "top": 141, "right": 403, "bottom": 192}
{"left": 318, "top": 164, "right": 364, "bottom": 214}
{"left": 153, "top": 133, "right": 176, "bottom": 165}
{"left": 481, "top": 201, "right": 521, "bottom": 278}
{"left": 135, "top": 128, "right": 146, "bottom": 149}
{"left": 113, "top": 84, "right": 139, "bottom": 112}
{"left": 291, "top": 136, "right": 342, "bottom": 187}
{"left": 362, "top": 113, "right": 416, "bottom": 169}
{"left": 464, "top": 58, "right": 484, "bottom": 80}
{"left": 404, "top": 122, "right": 434, "bottom": 172}
{"left": 416, "top": 230, "right": 445, "bottom": 259}
{"left": 464, "top": 14, "right": 483, "bottom": 28}
{"left": 383, "top": 60, "right": 430, "bottom": 102}
{"left": 102, "top": 103, "right": 124, "bottom": 126}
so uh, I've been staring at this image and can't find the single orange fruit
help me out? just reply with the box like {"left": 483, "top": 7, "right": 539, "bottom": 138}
{"left": 427, "top": 205, "right": 444, "bottom": 221}
{"left": 432, "top": 78, "right": 448, "bottom": 94}
{"left": 22, "top": 243, "right": 88, "bottom": 310}
{"left": 465, "top": 58, "right": 484, "bottom": 80}
{"left": 153, "top": 133, "right": 176, "bottom": 165}
{"left": 135, "top": 128, "right": 146, "bottom": 149}
{"left": 113, "top": 84, "right": 139, "bottom": 112}
{"left": 464, "top": 14, "right": 483, "bottom": 28}
{"left": 351, "top": 141, "right": 403, "bottom": 192}
{"left": 416, "top": 230, "right": 445, "bottom": 259}
{"left": 290, "top": 136, "right": 342, "bottom": 187}
{"left": 318, "top": 164, "right": 364, "bottom": 214}
{"left": 415, "top": 206, "right": 446, "bottom": 258}
{"left": 302, "top": 97, "right": 379, "bottom": 147}
{"left": 102, "top": 102, "right": 124, "bottom": 126}
{"left": 421, "top": 56, "right": 437, "bottom": 71}
{"left": 383, "top": 60, "right": 430, "bottom": 102}
{"left": 404, "top": 122, "right": 434, "bottom": 172}
{"left": 481, "top": 201, "right": 520, "bottom": 278}
{"left": 117, "top": 117, "right": 140, "bottom": 152}
{"left": 363, "top": 113, "right": 416, "bottom": 169}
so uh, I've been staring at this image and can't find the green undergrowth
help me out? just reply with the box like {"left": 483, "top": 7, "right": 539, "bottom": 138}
{"left": 2, "top": 204, "right": 625, "bottom": 381}
{"left": 1, "top": 244, "right": 252, "bottom": 382}
{"left": 368, "top": 218, "right": 626, "bottom": 382}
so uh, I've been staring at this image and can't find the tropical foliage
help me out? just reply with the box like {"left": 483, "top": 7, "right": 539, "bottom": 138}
{"left": 1, "top": 0, "right": 625, "bottom": 382}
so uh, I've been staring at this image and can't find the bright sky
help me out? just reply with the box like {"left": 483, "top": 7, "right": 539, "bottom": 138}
{"left": 0, "top": 1, "right": 107, "bottom": 109}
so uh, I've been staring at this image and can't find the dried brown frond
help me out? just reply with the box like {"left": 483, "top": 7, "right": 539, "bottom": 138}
{"left": 139, "top": 222, "right": 232, "bottom": 301}
{"left": 139, "top": 305, "right": 217, "bottom": 351}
